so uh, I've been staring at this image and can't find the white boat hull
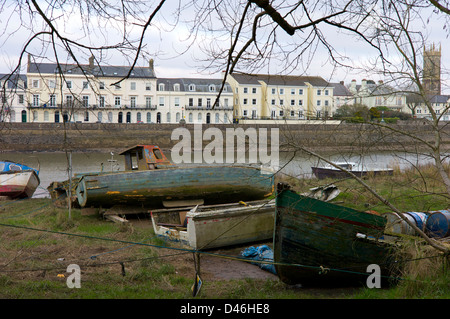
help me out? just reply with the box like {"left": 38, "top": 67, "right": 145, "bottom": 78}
{"left": 0, "top": 170, "right": 40, "bottom": 199}
{"left": 151, "top": 200, "right": 275, "bottom": 250}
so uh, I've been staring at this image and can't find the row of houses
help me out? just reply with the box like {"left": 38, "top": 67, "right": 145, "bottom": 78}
{"left": 0, "top": 55, "right": 449, "bottom": 124}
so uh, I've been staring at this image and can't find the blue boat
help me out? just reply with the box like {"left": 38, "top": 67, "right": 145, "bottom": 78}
{"left": 75, "top": 145, "right": 275, "bottom": 209}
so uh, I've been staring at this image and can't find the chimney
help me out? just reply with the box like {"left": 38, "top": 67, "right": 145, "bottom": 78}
{"left": 149, "top": 59, "right": 154, "bottom": 71}
{"left": 89, "top": 55, "right": 94, "bottom": 69}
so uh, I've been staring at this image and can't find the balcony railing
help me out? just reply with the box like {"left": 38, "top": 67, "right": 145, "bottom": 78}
{"left": 28, "top": 103, "right": 158, "bottom": 110}
{"left": 185, "top": 104, "right": 233, "bottom": 111}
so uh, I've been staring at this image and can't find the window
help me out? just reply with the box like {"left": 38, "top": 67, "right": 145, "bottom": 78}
{"left": 299, "top": 110, "right": 303, "bottom": 118}
{"left": 271, "top": 110, "right": 276, "bottom": 118}
{"left": 298, "top": 100, "right": 303, "bottom": 106}
{"left": 159, "top": 97, "right": 164, "bottom": 107}
{"left": 198, "top": 98, "right": 202, "bottom": 107}
{"left": 48, "top": 80, "right": 56, "bottom": 89}
{"left": 66, "top": 81, "right": 72, "bottom": 89}
{"left": 146, "top": 83, "right": 152, "bottom": 91}
{"left": 325, "top": 89, "right": 329, "bottom": 96}
{"left": 174, "top": 84, "right": 180, "bottom": 91}
{"left": 159, "top": 83, "right": 165, "bottom": 91}
{"left": 83, "top": 81, "right": 89, "bottom": 89}
{"left": 252, "top": 99, "right": 256, "bottom": 105}
{"left": 130, "top": 82, "right": 136, "bottom": 90}
{"left": 198, "top": 113, "right": 202, "bottom": 122}
{"left": 291, "top": 89, "right": 295, "bottom": 95}
{"left": 82, "top": 95, "right": 89, "bottom": 107}
{"left": 99, "top": 82, "right": 105, "bottom": 89}
{"left": 84, "top": 111, "right": 89, "bottom": 122}
{"left": 209, "top": 85, "right": 215, "bottom": 92}
{"left": 317, "top": 100, "right": 321, "bottom": 106}
{"left": 290, "top": 110, "right": 295, "bottom": 117}
{"left": 279, "top": 110, "right": 284, "bottom": 117}
{"left": 146, "top": 97, "right": 152, "bottom": 108}
{"left": 189, "top": 113, "right": 193, "bottom": 123}
{"left": 243, "top": 88, "right": 248, "bottom": 94}
{"left": 299, "top": 89, "right": 303, "bottom": 95}
{"left": 18, "top": 94, "right": 24, "bottom": 104}
{"left": 252, "top": 88, "right": 257, "bottom": 94}
{"left": 243, "top": 110, "right": 248, "bottom": 117}
{"left": 115, "top": 96, "right": 121, "bottom": 106}
{"left": 224, "top": 99, "right": 229, "bottom": 107}
{"left": 174, "top": 97, "right": 180, "bottom": 107}
{"left": 32, "top": 80, "right": 39, "bottom": 88}
{"left": 215, "top": 113, "right": 220, "bottom": 123}
{"left": 146, "top": 112, "right": 151, "bottom": 123}
{"left": 206, "top": 98, "right": 211, "bottom": 109}
{"left": 176, "top": 112, "right": 181, "bottom": 122}
{"left": 33, "top": 94, "right": 39, "bottom": 106}
{"left": 130, "top": 96, "right": 136, "bottom": 108}
{"left": 189, "top": 98, "right": 194, "bottom": 107}
{"left": 271, "top": 99, "right": 275, "bottom": 105}
{"left": 280, "top": 99, "right": 284, "bottom": 106}
{"left": 290, "top": 99, "right": 295, "bottom": 106}
{"left": 49, "top": 94, "right": 56, "bottom": 107}
{"left": 243, "top": 98, "right": 248, "bottom": 105}
{"left": 99, "top": 96, "right": 105, "bottom": 108}
{"left": 137, "top": 112, "right": 141, "bottom": 122}
{"left": 317, "top": 89, "right": 321, "bottom": 95}
{"left": 272, "top": 88, "right": 276, "bottom": 94}
{"left": 280, "top": 88, "right": 284, "bottom": 94}
{"left": 66, "top": 95, "right": 73, "bottom": 106}
{"left": 166, "top": 112, "right": 171, "bottom": 122}
{"left": 324, "top": 100, "right": 329, "bottom": 106}
{"left": 189, "top": 84, "right": 195, "bottom": 91}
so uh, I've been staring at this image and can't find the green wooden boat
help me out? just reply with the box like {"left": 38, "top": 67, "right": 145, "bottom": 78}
{"left": 75, "top": 145, "right": 275, "bottom": 209}
{"left": 274, "top": 183, "right": 398, "bottom": 287}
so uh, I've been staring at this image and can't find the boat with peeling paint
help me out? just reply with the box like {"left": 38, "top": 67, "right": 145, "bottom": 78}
{"left": 75, "top": 145, "right": 275, "bottom": 209}
{"left": 273, "top": 183, "right": 399, "bottom": 287}
{"left": 0, "top": 161, "right": 40, "bottom": 199}
{"left": 151, "top": 200, "right": 275, "bottom": 250}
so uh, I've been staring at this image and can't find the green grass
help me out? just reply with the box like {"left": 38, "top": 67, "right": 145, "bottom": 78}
{"left": 0, "top": 166, "right": 449, "bottom": 299}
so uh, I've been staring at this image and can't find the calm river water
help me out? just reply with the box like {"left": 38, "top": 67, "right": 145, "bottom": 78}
{"left": 1, "top": 150, "right": 439, "bottom": 198}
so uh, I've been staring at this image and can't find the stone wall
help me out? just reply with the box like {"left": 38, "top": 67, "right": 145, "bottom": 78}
{"left": 0, "top": 121, "right": 447, "bottom": 154}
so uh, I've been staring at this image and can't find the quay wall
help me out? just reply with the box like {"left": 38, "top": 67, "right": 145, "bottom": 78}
{"left": 0, "top": 121, "right": 448, "bottom": 154}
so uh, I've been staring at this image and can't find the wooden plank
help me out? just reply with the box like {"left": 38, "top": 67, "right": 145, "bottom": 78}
{"left": 105, "top": 214, "right": 128, "bottom": 224}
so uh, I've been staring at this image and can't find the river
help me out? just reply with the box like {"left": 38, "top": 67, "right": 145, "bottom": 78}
{"left": 1, "top": 150, "right": 441, "bottom": 199}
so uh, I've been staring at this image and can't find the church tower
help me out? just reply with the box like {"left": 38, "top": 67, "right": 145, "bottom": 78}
{"left": 423, "top": 43, "right": 441, "bottom": 96}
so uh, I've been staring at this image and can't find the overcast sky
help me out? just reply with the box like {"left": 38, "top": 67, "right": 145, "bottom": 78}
{"left": 0, "top": 1, "right": 448, "bottom": 92}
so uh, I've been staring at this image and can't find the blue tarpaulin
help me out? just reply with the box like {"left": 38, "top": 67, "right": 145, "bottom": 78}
{"left": 240, "top": 245, "right": 277, "bottom": 275}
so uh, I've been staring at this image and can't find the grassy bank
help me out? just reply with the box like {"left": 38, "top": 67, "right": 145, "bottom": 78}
{"left": 0, "top": 167, "right": 449, "bottom": 299}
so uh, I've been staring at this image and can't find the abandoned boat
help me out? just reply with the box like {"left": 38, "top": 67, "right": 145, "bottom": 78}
{"left": 75, "top": 145, "right": 275, "bottom": 209}
{"left": 151, "top": 200, "right": 275, "bottom": 250}
{"left": 0, "top": 161, "right": 40, "bottom": 199}
{"left": 311, "top": 162, "right": 393, "bottom": 180}
{"left": 273, "top": 183, "right": 398, "bottom": 287}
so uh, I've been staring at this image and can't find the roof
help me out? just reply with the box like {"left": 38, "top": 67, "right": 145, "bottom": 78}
{"left": 156, "top": 78, "right": 232, "bottom": 93}
{"left": 28, "top": 62, "right": 155, "bottom": 78}
{"left": 230, "top": 72, "right": 330, "bottom": 87}
{"left": 329, "top": 82, "right": 353, "bottom": 96}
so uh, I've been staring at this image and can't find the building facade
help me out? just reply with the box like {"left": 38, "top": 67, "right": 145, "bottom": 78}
{"left": 227, "top": 73, "right": 335, "bottom": 121}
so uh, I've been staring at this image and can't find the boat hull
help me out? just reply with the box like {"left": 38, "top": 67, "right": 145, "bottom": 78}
{"left": 311, "top": 166, "right": 393, "bottom": 180}
{"left": 0, "top": 170, "right": 40, "bottom": 199}
{"left": 76, "top": 165, "right": 274, "bottom": 209}
{"left": 151, "top": 200, "right": 275, "bottom": 250}
{"left": 274, "top": 185, "right": 396, "bottom": 286}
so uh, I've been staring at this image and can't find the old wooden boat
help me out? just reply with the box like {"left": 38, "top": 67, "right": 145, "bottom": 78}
{"left": 273, "top": 183, "right": 397, "bottom": 286}
{"left": 151, "top": 200, "right": 275, "bottom": 250}
{"left": 0, "top": 161, "right": 40, "bottom": 199}
{"left": 76, "top": 145, "right": 275, "bottom": 209}
{"left": 311, "top": 162, "right": 393, "bottom": 180}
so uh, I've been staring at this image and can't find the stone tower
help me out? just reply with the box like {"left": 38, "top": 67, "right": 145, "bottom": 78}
{"left": 423, "top": 43, "right": 441, "bottom": 96}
